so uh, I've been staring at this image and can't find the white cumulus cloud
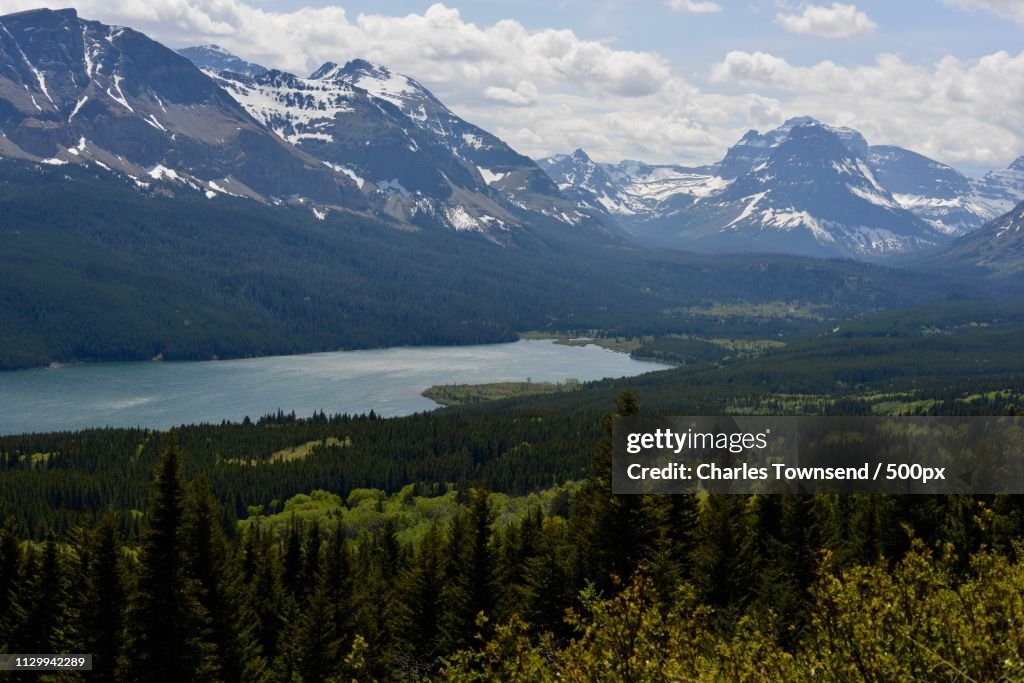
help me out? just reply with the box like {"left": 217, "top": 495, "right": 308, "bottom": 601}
{"left": 0, "top": 0, "right": 1021, "bottom": 172}
{"left": 710, "top": 49, "right": 1024, "bottom": 169}
{"left": 667, "top": 0, "right": 723, "bottom": 13}
{"left": 776, "top": 3, "right": 876, "bottom": 38}
{"left": 945, "top": 0, "right": 1024, "bottom": 24}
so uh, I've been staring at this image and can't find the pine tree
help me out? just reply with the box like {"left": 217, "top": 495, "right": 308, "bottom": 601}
{"left": 571, "top": 390, "right": 643, "bottom": 591}
{"left": 242, "top": 526, "right": 285, "bottom": 665}
{"left": 184, "top": 476, "right": 267, "bottom": 682}
{"left": 395, "top": 522, "right": 446, "bottom": 672}
{"left": 692, "top": 494, "right": 755, "bottom": 614}
{"left": 466, "top": 488, "right": 496, "bottom": 622}
{"left": 83, "top": 515, "right": 127, "bottom": 681}
{"left": 281, "top": 514, "right": 303, "bottom": 599}
{"left": 120, "top": 434, "right": 217, "bottom": 682}
{"left": 439, "top": 511, "right": 473, "bottom": 653}
{"left": 321, "top": 518, "right": 354, "bottom": 653}
{"left": 19, "top": 534, "right": 69, "bottom": 654}
{"left": 0, "top": 517, "right": 24, "bottom": 651}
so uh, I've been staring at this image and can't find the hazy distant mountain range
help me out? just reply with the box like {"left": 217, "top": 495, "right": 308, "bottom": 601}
{"left": 540, "top": 117, "right": 1024, "bottom": 258}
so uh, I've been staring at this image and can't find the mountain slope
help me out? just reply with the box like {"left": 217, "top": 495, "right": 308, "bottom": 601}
{"left": 0, "top": 8, "right": 364, "bottom": 208}
{"left": 943, "top": 200, "right": 1024, "bottom": 276}
{"left": 0, "top": 152, "right": 969, "bottom": 370}
{"left": 539, "top": 150, "right": 726, "bottom": 224}
{"left": 543, "top": 119, "right": 945, "bottom": 258}
{"left": 971, "top": 156, "right": 1024, "bottom": 220}
{"left": 188, "top": 51, "right": 610, "bottom": 238}
{"left": 330, "top": 59, "right": 569, "bottom": 214}
{"left": 867, "top": 145, "right": 987, "bottom": 234}
{"left": 542, "top": 117, "right": 1022, "bottom": 257}
{"left": 656, "top": 124, "right": 943, "bottom": 257}
{"left": 177, "top": 45, "right": 267, "bottom": 77}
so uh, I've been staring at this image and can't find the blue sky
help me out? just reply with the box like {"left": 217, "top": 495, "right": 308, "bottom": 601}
{"left": 267, "top": 0, "right": 1019, "bottom": 70}
{"left": 6, "top": 0, "right": 1022, "bottom": 174}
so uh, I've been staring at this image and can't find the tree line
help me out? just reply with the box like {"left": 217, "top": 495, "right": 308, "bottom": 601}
{"left": 3, "top": 392, "right": 1024, "bottom": 680}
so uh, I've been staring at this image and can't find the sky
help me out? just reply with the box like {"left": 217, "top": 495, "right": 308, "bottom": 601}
{"left": 1, "top": 0, "right": 1022, "bottom": 175}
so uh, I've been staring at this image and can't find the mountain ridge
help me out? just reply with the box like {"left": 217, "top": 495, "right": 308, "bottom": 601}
{"left": 0, "top": 8, "right": 366, "bottom": 210}
{"left": 541, "top": 117, "right": 1024, "bottom": 258}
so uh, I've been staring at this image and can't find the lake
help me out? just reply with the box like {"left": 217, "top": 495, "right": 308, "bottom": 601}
{"left": 0, "top": 339, "right": 669, "bottom": 435}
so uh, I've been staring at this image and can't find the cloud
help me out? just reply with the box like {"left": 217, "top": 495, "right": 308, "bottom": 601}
{"left": 710, "top": 49, "right": 1024, "bottom": 169}
{"left": 776, "top": 3, "right": 876, "bottom": 38}
{"left": 1, "top": 0, "right": 1020, "bottom": 171}
{"left": 945, "top": 0, "right": 1024, "bottom": 24}
{"left": 2, "top": 1, "right": 672, "bottom": 98}
{"left": 484, "top": 81, "right": 539, "bottom": 106}
{"left": 0, "top": 0, "right": 715, "bottom": 163}
{"left": 667, "top": 0, "right": 723, "bottom": 13}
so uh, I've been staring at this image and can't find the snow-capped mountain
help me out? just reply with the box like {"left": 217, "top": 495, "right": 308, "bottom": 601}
{"left": 540, "top": 149, "right": 628, "bottom": 213}
{"left": 944, "top": 199, "right": 1024, "bottom": 276}
{"left": 0, "top": 8, "right": 364, "bottom": 209}
{"left": 193, "top": 53, "right": 601, "bottom": 236}
{"left": 542, "top": 117, "right": 1024, "bottom": 257}
{"left": 331, "top": 59, "right": 565, "bottom": 208}
{"left": 540, "top": 150, "right": 726, "bottom": 223}
{"left": 662, "top": 123, "right": 942, "bottom": 257}
{"left": 866, "top": 145, "right": 983, "bottom": 235}
{"left": 971, "top": 157, "right": 1024, "bottom": 220}
{"left": 716, "top": 116, "right": 868, "bottom": 179}
{"left": 177, "top": 45, "right": 267, "bottom": 77}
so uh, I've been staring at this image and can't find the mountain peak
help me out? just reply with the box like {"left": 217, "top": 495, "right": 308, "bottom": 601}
{"left": 311, "top": 59, "right": 395, "bottom": 84}
{"left": 4, "top": 7, "right": 77, "bottom": 20}
{"left": 571, "top": 148, "right": 591, "bottom": 161}
{"left": 781, "top": 115, "right": 821, "bottom": 129}
{"left": 178, "top": 44, "right": 268, "bottom": 77}
{"left": 342, "top": 58, "right": 384, "bottom": 74}
{"left": 1009, "top": 156, "right": 1024, "bottom": 172}
{"left": 309, "top": 62, "right": 340, "bottom": 79}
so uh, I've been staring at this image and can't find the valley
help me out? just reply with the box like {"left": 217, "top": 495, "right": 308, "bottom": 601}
{"left": 3, "top": 5, "right": 1024, "bottom": 681}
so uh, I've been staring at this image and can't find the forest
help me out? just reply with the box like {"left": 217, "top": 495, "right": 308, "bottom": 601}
{"left": 3, "top": 389, "right": 1024, "bottom": 681}
{"left": 3, "top": 267, "right": 1024, "bottom": 679}
{"left": 0, "top": 158, "right": 996, "bottom": 370}
{"left": 1, "top": 319, "right": 1024, "bottom": 680}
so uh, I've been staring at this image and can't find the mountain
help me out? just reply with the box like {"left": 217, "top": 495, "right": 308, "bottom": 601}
{"left": 542, "top": 117, "right": 1024, "bottom": 257}
{"left": 190, "top": 53, "right": 607, "bottom": 237}
{"left": 543, "top": 119, "right": 945, "bottom": 258}
{"left": 539, "top": 150, "right": 725, "bottom": 224}
{"left": 539, "top": 149, "right": 627, "bottom": 213}
{"left": 866, "top": 145, "right": 985, "bottom": 235}
{"left": 971, "top": 156, "right": 1024, "bottom": 220}
{"left": 943, "top": 200, "right": 1024, "bottom": 277}
{"left": 658, "top": 123, "right": 942, "bottom": 257}
{"left": 716, "top": 116, "right": 868, "bottom": 179}
{"left": 0, "top": 8, "right": 364, "bottom": 209}
{"left": 176, "top": 45, "right": 268, "bottom": 77}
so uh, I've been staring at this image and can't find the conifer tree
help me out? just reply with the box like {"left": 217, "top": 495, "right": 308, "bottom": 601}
{"left": 0, "top": 517, "right": 24, "bottom": 651}
{"left": 184, "top": 476, "right": 267, "bottom": 682}
{"left": 282, "top": 514, "right": 303, "bottom": 599}
{"left": 120, "top": 434, "right": 217, "bottom": 682}
{"left": 395, "top": 522, "right": 446, "bottom": 669}
{"left": 321, "top": 518, "right": 354, "bottom": 654}
{"left": 692, "top": 494, "right": 755, "bottom": 614}
{"left": 466, "top": 488, "right": 496, "bottom": 622}
{"left": 243, "top": 527, "right": 285, "bottom": 665}
{"left": 83, "top": 514, "right": 127, "bottom": 680}
{"left": 571, "top": 390, "right": 643, "bottom": 590}
{"left": 19, "top": 535, "right": 69, "bottom": 654}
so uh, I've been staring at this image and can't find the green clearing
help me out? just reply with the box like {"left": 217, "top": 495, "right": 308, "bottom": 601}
{"left": 423, "top": 380, "right": 582, "bottom": 406}
{"left": 224, "top": 436, "right": 351, "bottom": 465}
